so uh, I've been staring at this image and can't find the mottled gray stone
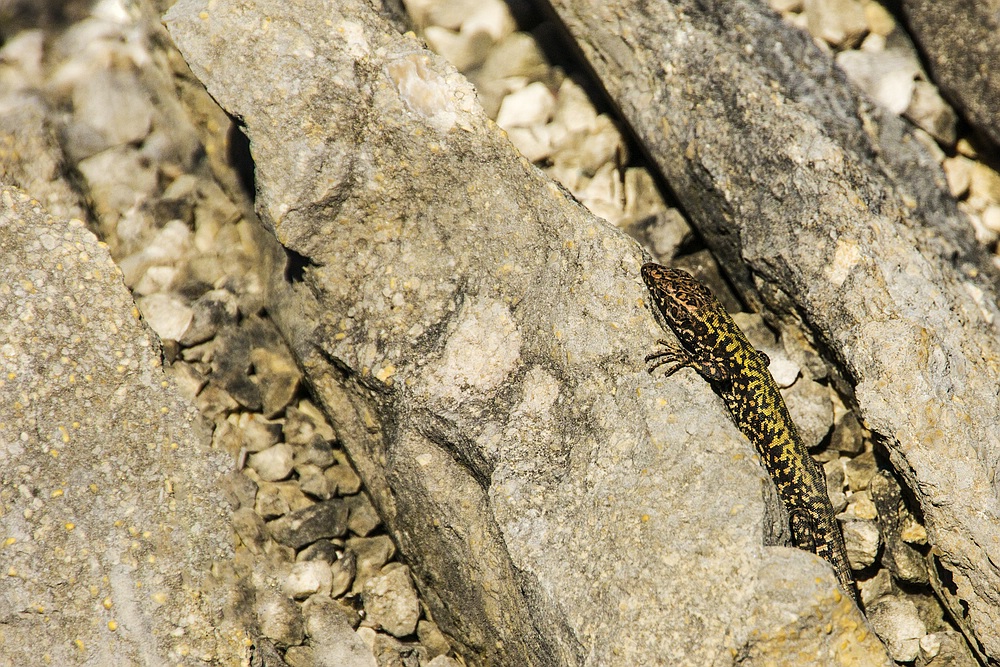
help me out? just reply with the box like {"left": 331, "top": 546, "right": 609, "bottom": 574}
{"left": 345, "top": 493, "right": 382, "bottom": 537}
{"left": 268, "top": 499, "right": 350, "bottom": 549}
{"left": 302, "top": 595, "right": 377, "bottom": 667}
{"left": 283, "top": 560, "right": 333, "bottom": 600}
{"left": 0, "top": 186, "right": 242, "bottom": 664}
{"left": 867, "top": 595, "right": 926, "bottom": 663}
{"left": 330, "top": 550, "right": 357, "bottom": 598}
{"left": 180, "top": 287, "right": 240, "bottom": 346}
{"left": 898, "top": 0, "right": 1000, "bottom": 150}
{"left": 256, "top": 590, "right": 305, "bottom": 648}
{"left": 362, "top": 564, "right": 421, "bottom": 638}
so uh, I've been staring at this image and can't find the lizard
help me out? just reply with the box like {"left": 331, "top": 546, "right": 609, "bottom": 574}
{"left": 640, "top": 262, "right": 861, "bottom": 606}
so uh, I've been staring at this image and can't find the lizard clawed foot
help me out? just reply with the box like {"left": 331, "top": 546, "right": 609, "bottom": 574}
{"left": 646, "top": 341, "right": 691, "bottom": 377}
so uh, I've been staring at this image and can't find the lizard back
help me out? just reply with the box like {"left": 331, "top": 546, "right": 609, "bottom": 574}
{"left": 642, "top": 262, "right": 860, "bottom": 605}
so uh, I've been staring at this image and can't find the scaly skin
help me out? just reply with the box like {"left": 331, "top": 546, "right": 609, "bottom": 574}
{"left": 641, "top": 262, "right": 860, "bottom": 605}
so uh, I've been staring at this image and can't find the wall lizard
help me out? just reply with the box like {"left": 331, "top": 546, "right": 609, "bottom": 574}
{"left": 641, "top": 262, "right": 860, "bottom": 606}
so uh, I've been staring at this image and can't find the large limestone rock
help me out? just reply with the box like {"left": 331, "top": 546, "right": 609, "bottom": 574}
{"left": 165, "top": 1, "right": 887, "bottom": 665}
{"left": 0, "top": 186, "right": 242, "bottom": 665}
{"left": 545, "top": 0, "right": 1000, "bottom": 661}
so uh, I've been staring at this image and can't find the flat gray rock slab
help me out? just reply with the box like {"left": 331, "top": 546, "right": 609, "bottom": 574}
{"left": 0, "top": 186, "right": 241, "bottom": 664}
{"left": 166, "top": 1, "right": 886, "bottom": 665}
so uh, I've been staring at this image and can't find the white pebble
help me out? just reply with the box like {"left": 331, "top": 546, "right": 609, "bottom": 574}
{"left": 136, "top": 292, "right": 193, "bottom": 341}
{"left": 283, "top": 560, "right": 333, "bottom": 600}
{"left": 495, "top": 81, "right": 556, "bottom": 130}
{"left": 248, "top": 443, "right": 295, "bottom": 482}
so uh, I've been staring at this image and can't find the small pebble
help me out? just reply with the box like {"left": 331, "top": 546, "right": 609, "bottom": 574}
{"left": 331, "top": 550, "right": 357, "bottom": 598}
{"left": 346, "top": 493, "right": 382, "bottom": 537}
{"left": 418, "top": 619, "right": 452, "bottom": 659}
{"left": 284, "top": 403, "right": 334, "bottom": 445}
{"left": 835, "top": 49, "right": 917, "bottom": 115}
{"left": 193, "top": 382, "right": 238, "bottom": 420}
{"left": 282, "top": 645, "right": 314, "bottom": 667}
{"left": 297, "top": 539, "right": 342, "bottom": 564}
{"left": 302, "top": 594, "right": 376, "bottom": 667}
{"left": 829, "top": 411, "right": 864, "bottom": 455}
{"left": 255, "top": 481, "right": 311, "bottom": 519}
{"left": 255, "top": 591, "right": 305, "bottom": 648}
{"left": 179, "top": 288, "right": 239, "bottom": 346}
{"left": 251, "top": 346, "right": 302, "bottom": 417}
{"left": 918, "top": 630, "right": 980, "bottom": 666}
{"left": 232, "top": 506, "right": 267, "bottom": 554}
{"left": 297, "top": 463, "right": 334, "bottom": 500}
{"left": 970, "top": 163, "right": 1000, "bottom": 205}
{"left": 867, "top": 595, "right": 926, "bottom": 663}
{"left": 803, "top": 0, "right": 868, "bottom": 48}
{"left": 823, "top": 459, "right": 847, "bottom": 513}
{"left": 137, "top": 292, "right": 194, "bottom": 342}
{"left": 900, "top": 515, "right": 928, "bottom": 545}
{"left": 495, "top": 81, "right": 556, "bottom": 130}
{"left": 904, "top": 80, "right": 957, "bottom": 146}
{"left": 423, "top": 25, "right": 492, "bottom": 72}
{"left": 327, "top": 459, "right": 363, "bottom": 496}
{"left": 844, "top": 450, "right": 876, "bottom": 491}
{"left": 247, "top": 443, "right": 295, "bottom": 482}
{"left": 363, "top": 564, "right": 421, "bottom": 638}
{"left": 842, "top": 517, "right": 880, "bottom": 569}
{"left": 847, "top": 489, "right": 878, "bottom": 520}
{"left": 943, "top": 155, "right": 974, "bottom": 198}
{"left": 348, "top": 535, "right": 397, "bottom": 593}
{"left": 268, "top": 499, "right": 350, "bottom": 549}
{"left": 238, "top": 412, "right": 284, "bottom": 453}
{"left": 295, "top": 434, "right": 337, "bottom": 468}
{"left": 283, "top": 560, "right": 333, "bottom": 600}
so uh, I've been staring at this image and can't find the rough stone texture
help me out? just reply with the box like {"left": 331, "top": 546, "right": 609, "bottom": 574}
{"left": 897, "top": 0, "right": 1000, "bottom": 150}
{"left": 165, "top": 1, "right": 886, "bottom": 665}
{"left": 303, "top": 594, "right": 377, "bottom": 667}
{"left": 267, "top": 499, "right": 349, "bottom": 549}
{"left": 362, "top": 564, "right": 421, "bottom": 638}
{"left": 0, "top": 186, "right": 242, "bottom": 664}
{"left": 545, "top": 0, "right": 1000, "bottom": 661}
{"left": 0, "top": 93, "right": 87, "bottom": 222}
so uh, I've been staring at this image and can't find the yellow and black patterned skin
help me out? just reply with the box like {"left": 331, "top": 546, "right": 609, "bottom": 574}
{"left": 641, "top": 263, "right": 860, "bottom": 605}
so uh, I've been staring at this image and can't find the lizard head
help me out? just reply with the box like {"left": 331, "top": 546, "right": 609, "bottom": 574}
{"left": 641, "top": 262, "right": 720, "bottom": 344}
